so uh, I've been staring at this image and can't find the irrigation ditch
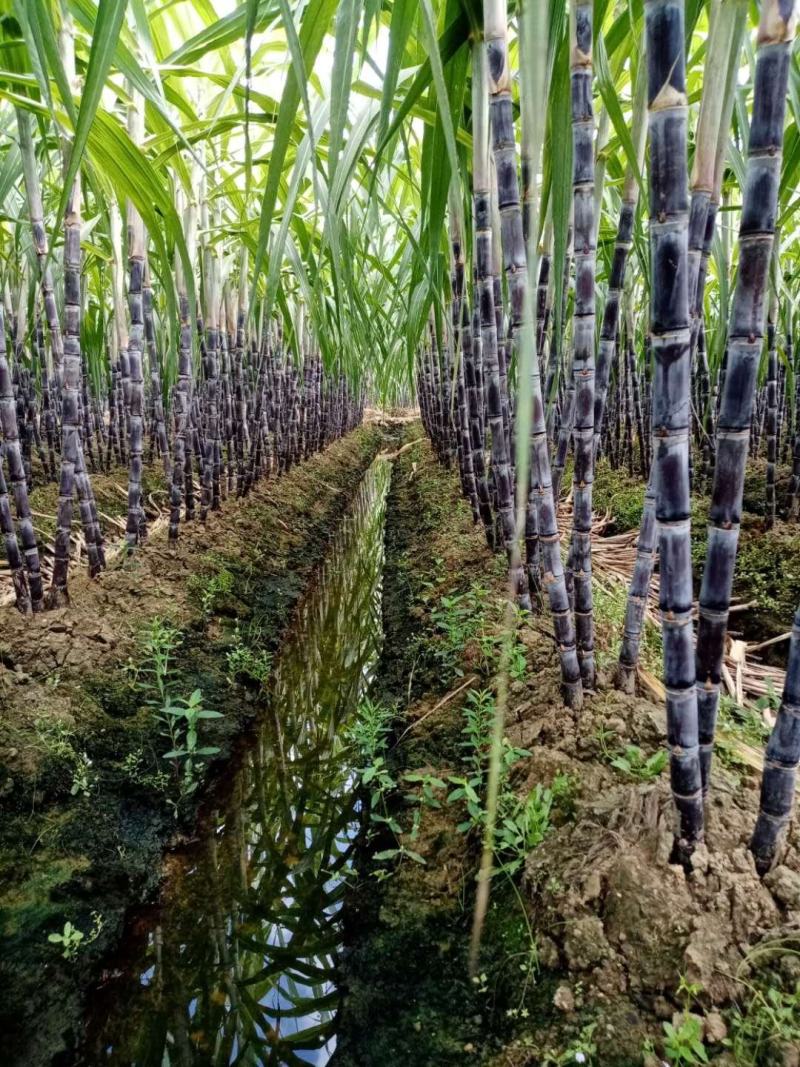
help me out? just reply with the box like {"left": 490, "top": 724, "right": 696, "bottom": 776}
{"left": 0, "top": 423, "right": 387, "bottom": 1063}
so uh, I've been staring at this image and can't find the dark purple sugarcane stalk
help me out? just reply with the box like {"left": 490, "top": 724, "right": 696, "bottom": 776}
{"left": 567, "top": 0, "right": 597, "bottom": 688}
{"left": 125, "top": 149, "right": 148, "bottom": 548}
{"left": 490, "top": 178, "right": 513, "bottom": 485}
{"left": 623, "top": 328, "right": 634, "bottom": 475}
{"left": 79, "top": 352, "right": 97, "bottom": 473}
{"left": 16, "top": 110, "right": 64, "bottom": 390}
{"left": 169, "top": 192, "right": 196, "bottom": 542}
{"left": 483, "top": 5, "right": 582, "bottom": 703}
{"left": 545, "top": 225, "right": 572, "bottom": 439}
{"left": 212, "top": 278, "right": 224, "bottom": 503}
{"left": 751, "top": 605, "right": 800, "bottom": 871}
{"left": 778, "top": 356, "right": 787, "bottom": 463}
{"left": 463, "top": 294, "right": 495, "bottom": 547}
{"left": 49, "top": 165, "right": 104, "bottom": 603}
{"left": 482, "top": 29, "right": 533, "bottom": 610}
{"left": 199, "top": 205, "right": 220, "bottom": 518}
{"left": 534, "top": 225, "right": 553, "bottom": 354}
{"left": 646, "top": 0, "right": 703, "bottom": 859}
{"left": 106, "top": 362, "right": 118, "bottom": 471}
{"left": 27, "top": 368, "right": 50, "bottom": 484}
{"left": 766, "top": 286, "right": 779, "bottom": 529}
{"left": 617, "top": 470, "right": 657, "bottom": 693}
{"left": 790, "top": 324, "right": 800, "bottom": 518}
{"left": 783, "top": 323, "right": 795, "bottom": 466}
{"left": 694, "top": 86, "right": 735, "bottom": 485}
{"left": 19, "top": 104, "right": 104, "bottom": 591}
{"left": 450, "top": 214, "right": 481, "bottom": 522}
{"left": 0, "top": 451, "right": 29, "bottom": 612}
{"left": 628, "top": 328, "right": 647, "bottom": 476}
{"left": 551, "top": 375, "right": 574, "bottom": 501}
{"left": 219, "top": 296, "right": 235, "bottom": 493}
{"left": 243, "top": 341, "right": 271, "bottom": 495}
{"left": 36, "top": 310, "right": 57, "bottom": 481}
{"left": 0, "top": 304, "right": 43, "bottom": 610}
{"left": 696, "top": 0, "right": 796, "bottom": 797}
{"left": 143, "top": 257, "right": 171, "bottom": 481}
{"left": 474, "top": 37, "right": 517, "bottom": 579}
{"left": 234, "top": 256, "right": 249, "bottom": 491}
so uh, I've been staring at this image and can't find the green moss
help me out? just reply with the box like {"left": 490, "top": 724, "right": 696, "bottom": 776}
{"left": 1, "top": 855, "right": 89, "bottom": 941}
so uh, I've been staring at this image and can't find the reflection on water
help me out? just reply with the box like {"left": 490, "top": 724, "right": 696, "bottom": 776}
{"left": 81, "top": 459, "right": 390, "bottom": 1066}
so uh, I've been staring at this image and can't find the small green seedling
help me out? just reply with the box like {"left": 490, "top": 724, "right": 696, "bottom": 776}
{"left": 609, "top": 744, "right": 667, "bottom": 781}
{"left": 160, "top": 689, "right": 222, "bottom": 805}
{"left": 48, "top": 911, "right": 103, "bottom": 960}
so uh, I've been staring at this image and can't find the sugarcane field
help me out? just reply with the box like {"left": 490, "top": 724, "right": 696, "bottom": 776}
{"left": 4, "top": 0, "right": 800, "bottom": 1063}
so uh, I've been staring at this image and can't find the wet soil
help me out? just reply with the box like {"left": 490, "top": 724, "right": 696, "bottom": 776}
{"left": 335, "top": 427, "right": 800, "bottom": 1067}
{"left": 0, "top": 426, "right": 384, "bottom": 1064}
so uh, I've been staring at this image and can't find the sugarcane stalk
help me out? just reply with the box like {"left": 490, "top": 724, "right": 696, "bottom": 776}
{"left": 646, "top": 0, "right": 703, "bottom": 860}
{"left": 125, "top": 92, "right": 148, "bottom": 547}
{"left": 143, "top": 256, "right": 171, "bottom": 482}
{"left": 766, "top": 281, "right": 779, "bottom": 530}
{"left": 473, "top": 38, "right": 519, "bottom": 586}
{"left": 485, "top": 0, "right": 583, "bottom": 705}
{"left": 567, "top": 0, "right": 597, "bottom": 689}
{"left": 697, "top": 0, "right": 798, "bottom": 798}
{"left": 0, "top": 450, "right": 28, "bottom": 611}
{"left": 0, "top": 304, "right": 42, "bottom": 610}
{"left": 169, "top": 189, "right": 197, "bottom": 541}
{"left": 751, "top": 605, "right": 800, "bottom": 872}
{"left": 616, "top": 470, "right": 657, "bottom": 693}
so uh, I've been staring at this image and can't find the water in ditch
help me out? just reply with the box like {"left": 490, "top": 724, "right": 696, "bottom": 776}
{"left": 79, "top": 457, "right": 391, "bottom": 1065}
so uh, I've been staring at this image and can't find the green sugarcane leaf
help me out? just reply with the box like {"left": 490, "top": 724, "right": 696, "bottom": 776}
{"left": 328, "top": 0, "right": 361, "bottom": 183}
{"left": 55, "top": 0, "right": 128, "bottom": 242}
{"left": 372, "top": 6, "right": 470, "bottom": 172}
{"left": 14, "top": 0, "right": 69, "bottom": 117}
{"left": 251, "top": 0, "right": 338, "bottom": 308}
{"left": 419, "top": 0, "right": 464, "bottom": 244}
{"left": 376, "top": 0, "right": 416, "bottom": 152}
{"left": 166, "top": 0, "right": 279, "bottom": 67}
{"left": 595, "top": 32, "right": 644, "bottom": 196}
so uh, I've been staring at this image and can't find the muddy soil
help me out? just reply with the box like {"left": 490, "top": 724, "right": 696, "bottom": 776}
{"left": 335, "top": 427, "right": 800, "bottom": 1067}
{"left": 0, "top": 425, "right": 384, "bottom": 1064}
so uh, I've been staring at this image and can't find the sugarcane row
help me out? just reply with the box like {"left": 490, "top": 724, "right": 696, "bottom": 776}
{"left": 417, "top": 0, "right": 800, "bottom": 875}
{"left": 1, "top": 117, "right": 364, "bottom": 615}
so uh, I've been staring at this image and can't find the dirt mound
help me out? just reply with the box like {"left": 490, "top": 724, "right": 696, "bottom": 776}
{"left": 501, "top": 663, "right": 800, "bottom": 1064}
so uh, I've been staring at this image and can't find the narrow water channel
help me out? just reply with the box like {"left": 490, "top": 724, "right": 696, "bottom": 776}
{"left": 79, "top": 458, "right": 391, "bottom": 1065}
